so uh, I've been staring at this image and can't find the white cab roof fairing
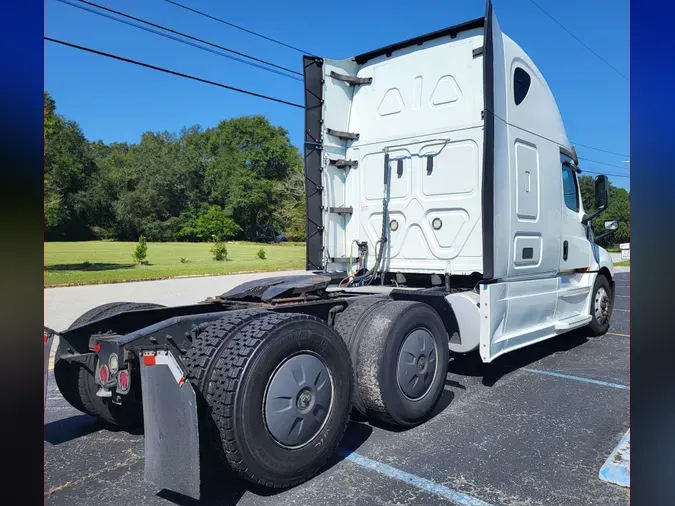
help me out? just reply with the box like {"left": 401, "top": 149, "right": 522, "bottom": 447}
{"left": 501, "top": 33, "right": 572, "bottom": 155}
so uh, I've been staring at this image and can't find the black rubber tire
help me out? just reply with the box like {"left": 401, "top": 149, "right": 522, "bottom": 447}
{"left": 190, "top": 312, "right": 353, "bottom": 488}
{"left": 53, "top": 302, "right": 164, "bottom": 427}
{"left": 352, "top": 300, "right": 449, "bottom": 427}
{"left": 333, "top": 295, "right": 390, "bottom": 414}
{"left": 587, "top": 274, "right": 613, "bottom": 336}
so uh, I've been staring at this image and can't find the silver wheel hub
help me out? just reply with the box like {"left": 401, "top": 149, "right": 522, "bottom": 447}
{"left": 264, "top": 353, "right": 333, "bottom": 448}
{"left": 397, "top": 329, "right": 438, "bottom": 400}
{"left": 594, "top": 287, "right": 611, "bottom": 324}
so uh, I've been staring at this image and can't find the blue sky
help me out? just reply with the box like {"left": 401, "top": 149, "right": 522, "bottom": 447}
{"left": 45, "top": 0, "right": 629, "bottom": 189}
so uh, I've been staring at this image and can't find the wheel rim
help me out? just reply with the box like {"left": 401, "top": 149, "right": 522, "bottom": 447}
{"left": 264, "top": 353, "right": 333, "bottom": 448}
{"left": 594, "top": 286, "right": 611, "bottom": 325}
{"left": 396, "top": 328, "right": 438, "bottom": 400}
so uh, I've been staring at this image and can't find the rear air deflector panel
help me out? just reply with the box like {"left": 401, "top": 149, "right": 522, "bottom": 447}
{"left": 303, "top": 56, "right": 324, "bottom": 271}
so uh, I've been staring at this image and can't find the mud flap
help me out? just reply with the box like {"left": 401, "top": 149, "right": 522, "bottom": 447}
{"left": 44, "top": 326, "right": 56, "bottom": 410}
{"left": 140, "top": 350, "right": 200, "bottom": 500}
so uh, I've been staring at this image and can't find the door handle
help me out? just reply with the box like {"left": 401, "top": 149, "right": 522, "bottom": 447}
{"left": 563, "top": 241, "right": 569, "bottom": 261}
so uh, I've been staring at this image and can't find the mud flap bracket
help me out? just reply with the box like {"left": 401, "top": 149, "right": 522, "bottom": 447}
{"left": 140, "top": 350, "right": 200, "bottom": 500}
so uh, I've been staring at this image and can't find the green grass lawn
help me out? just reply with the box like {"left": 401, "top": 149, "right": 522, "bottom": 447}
{"left": 45, "top": 241, "right": 305, "bottom": 287}
{"left": 614, "top": 260, "right": 630, "bottom": 267}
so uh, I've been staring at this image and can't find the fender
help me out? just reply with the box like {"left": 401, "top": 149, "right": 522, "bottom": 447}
{"left": 591, "top": 243, "right": 615, "bottom": 278}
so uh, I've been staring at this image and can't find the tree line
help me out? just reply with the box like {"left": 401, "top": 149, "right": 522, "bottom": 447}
{"left": 44, "top": 91, "right": 629, "bottom": 247}
{"left": 44, "top": 92, "right": 306, "bottom": 243}
{"left": 578, "top": 174, "right": 630, "bottom": 247}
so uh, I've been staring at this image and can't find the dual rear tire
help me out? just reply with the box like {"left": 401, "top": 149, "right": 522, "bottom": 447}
{"left": 334, "top": 298, "right": 449, "bottom": 427}
{"left": 184, "top": 310, "right": 352, "bottom": 488}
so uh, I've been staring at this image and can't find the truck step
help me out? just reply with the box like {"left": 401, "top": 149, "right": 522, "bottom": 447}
{"left": 329, "top": 158, "right": 358, "bottom": 169}
{"left": 329, "top": 71, "right": 372, "bottom": 86}
{"left": 555, "top": 314, "right": 592, "bottom": 331}
{"left": 327, "top": 128, "right": 360, "bottom": 141}
{"left": 329, "top": 206, "right": 353, "bottom": 215}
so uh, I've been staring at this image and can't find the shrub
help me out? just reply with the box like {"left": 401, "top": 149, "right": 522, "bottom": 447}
{"left": 90, "top": 226, "right": 115, "bottom": 240}
{"left": 257, "top": 247, "right": 266, "bottom": 260}
{"left": 210, "top": 241, "right": 227, "bottom": 261}
{"left": 176, "top": 205, "right": 242, "bottom": 242}
{"left": 132, "top": 236, "right": 148, "bottom": 264}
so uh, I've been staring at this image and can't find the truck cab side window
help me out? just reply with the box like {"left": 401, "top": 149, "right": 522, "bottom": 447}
{"left": 561, "top": 163, "right": 579, "bottom": 212}
{"left": 514, "top": 67, "right": 531, "bottom": 105}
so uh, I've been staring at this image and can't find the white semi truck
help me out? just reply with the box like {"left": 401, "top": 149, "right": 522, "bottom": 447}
{"left": 44, "top": 1, "right": 618, "bottom": 499}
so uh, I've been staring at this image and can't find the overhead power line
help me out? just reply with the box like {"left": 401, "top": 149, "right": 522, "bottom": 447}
{"left": 56, "top": 0, "right": 301, "bottom": 81}
{"left": 44, "top": 37, "right": 304, "bottom": 109}
{"left": 581, "top": 169, "right": 629, "bottom": 179}
{"left": 578, "top": 157, "right": 631, "bottom": 171}
{"left": 526, "top": 0, "right": 627, "bottom": 81}
{"left": 164, "top": 0, "right": 313, "bottom": 55}
{"left": 570, "top": 141, "right": 628, "bottom": 158}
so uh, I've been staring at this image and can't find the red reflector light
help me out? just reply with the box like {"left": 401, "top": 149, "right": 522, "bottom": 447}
{"left": 94, "top": 344, "right": 101, "bottom": 353}
{"left": 44, "top": 332, "right": 48, "bottom": 343}
{"left": 143, "top": 355, "right": 156, "bottom": 366}
{"left": 118, "top": 370, "right": 130, "bottom": 391}
{"left": 99, "top": 365, "right": 109, "bottom": 384}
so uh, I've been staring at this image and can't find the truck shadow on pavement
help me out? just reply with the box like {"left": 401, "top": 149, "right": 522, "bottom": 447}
{"left": 157, "top": 420, "right": 374, "bottom": 506}
{"left": 447, "top": 327, "right": 591, "bottom": 387}
{"left": 45, "top": 414, "right": 143, "bottom": 445}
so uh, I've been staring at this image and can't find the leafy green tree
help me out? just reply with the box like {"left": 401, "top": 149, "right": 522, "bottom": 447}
{"left": 44, "top": 99, "right": 96, "bottom": 239}
{"left": 132, "top": 235, "right": 148, "bottom": 264}
{"left": 274, "top": 163, "right": 306, "bottom": 241}
{"left": 206, "top": 116, "right": 303, "bottom": 240}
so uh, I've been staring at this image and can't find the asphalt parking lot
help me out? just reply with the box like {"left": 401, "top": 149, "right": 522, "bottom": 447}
{"left": 44, "top": 272, "right": 630, "bottom": 506}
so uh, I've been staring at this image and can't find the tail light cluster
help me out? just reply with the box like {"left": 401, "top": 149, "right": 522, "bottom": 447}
{"left": 97, "top": 352, "right": 131, "bottom": 395}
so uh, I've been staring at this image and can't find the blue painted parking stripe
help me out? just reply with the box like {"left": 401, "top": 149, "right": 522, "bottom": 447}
{"left": 521, "top": 368, "right": 629, "bottom": 390}
{"left": 339, "top": 449, "right": 493, "bottom": 506}
{"left": 599, "top": 430, "right": 630, "bottom": 487}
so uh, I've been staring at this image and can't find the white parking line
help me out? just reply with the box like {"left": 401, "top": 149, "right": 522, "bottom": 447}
{"left": 520, "top": 369, "right": 628, "bottom": 390}
{"left": 340, "top": 449, "right": 493, "bottom": 506}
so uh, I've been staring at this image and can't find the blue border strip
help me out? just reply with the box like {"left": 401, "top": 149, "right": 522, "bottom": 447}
{"left": 598, "top": 430, "right": 630, "bottom": 488}
{"left": 339, "top": 449, "right": 493, "bottom": 506}
{"left": 521, "top": 368, "right": 629, "bottom": 390}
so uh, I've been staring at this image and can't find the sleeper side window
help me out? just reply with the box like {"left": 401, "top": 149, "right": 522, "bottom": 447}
{"left": 514, "top": 67, "right": 531, "bottom": 106}
{"left": 561, "top": 163, "right": 579, "bottom": 212}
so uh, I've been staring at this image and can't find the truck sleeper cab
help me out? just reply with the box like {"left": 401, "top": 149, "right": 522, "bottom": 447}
{"left": 303, "top": 1, "right": 616, "bottom": 361}
{"left": 45, "top": 1, "right": 618, "bottom": 500}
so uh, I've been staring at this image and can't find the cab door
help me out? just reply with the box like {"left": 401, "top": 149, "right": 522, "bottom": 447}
{"left": 560, "top": 155, "right": 592, "bottom": 271}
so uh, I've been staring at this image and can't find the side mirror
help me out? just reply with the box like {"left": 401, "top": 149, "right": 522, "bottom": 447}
{"left": 604, "top": 220, "right": 619, "bottom": 231}
{"left": 594, "top": 219, "right": 620, "bottom": 243}
{"left": 595, "top": 175, "right": 609, "bottom": 210}
{"left": 583, "top": 174, "right": 610, "bottom": 225}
